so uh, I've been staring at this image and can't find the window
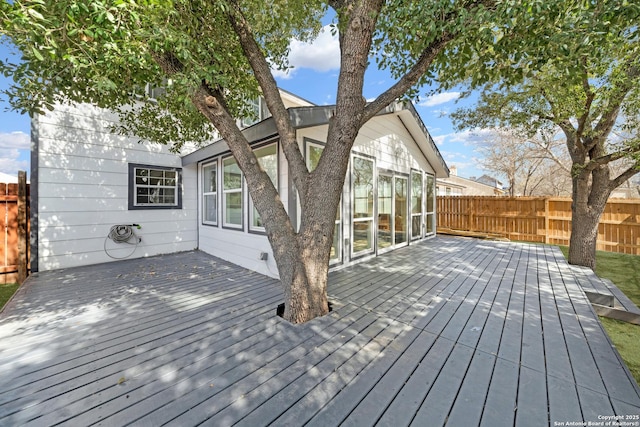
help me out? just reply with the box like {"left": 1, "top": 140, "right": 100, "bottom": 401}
{"left": 352, "top": 155, "right": 375, "bottom": 256}
{"left": 202, "top": 161, "right": 218, "bottom": 225}
{"left": 425, "top": 174, "right": 435, "bottom": 235}
{"left": 223, "top": 156, "right": 243, "bottom": 228}
{"left": 133, "top": 80, "right": 172, "bottom": 101}
{"left": 411, "top": 170, "right": 423, "bottom": 239}
{"left": 128, "top": 164, "right": 182, "bottom": 210}
{"left": 250, "top": 143, "right": 278, "bottom": 232}
{"left": 241, "top": 97, "right": 270, "bottom": 128}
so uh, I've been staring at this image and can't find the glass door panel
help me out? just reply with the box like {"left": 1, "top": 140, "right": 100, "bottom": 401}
{"left": 411, "top": 171, "right": 423, "bottom": 239}
{"left": 394, "top": 176, "right": 408, "bottom": 245}
{"left": 425, "top": 174, "right": 435, "bottom": 235}
{"left": 377, "top": 174, "right": 393, "bottom": 250}
{"left": 352, "top": 156, "right": 375, "bottom": 256}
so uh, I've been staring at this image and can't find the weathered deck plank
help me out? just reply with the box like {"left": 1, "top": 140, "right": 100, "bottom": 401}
{"left": 305, "top": 329, "right": 437, "bottom": 427}
{"left": 480, "top": 357, "right": 520, "bottom": 427}
{"left": 1, "top": 237, "right": 638, "bottom": 426}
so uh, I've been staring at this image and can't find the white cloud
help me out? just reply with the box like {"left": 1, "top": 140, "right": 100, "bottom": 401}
{"left": 431, "top": 128, "right": 496, "bottom": 178}
{"left": 433, "top": 135, "right": 446, "bottom": 146}
{"left": 0, "top": 154, "right": 29, "bottom": 179}
{"left": 290, "top": 26, "right": 340, "bottom": 71}
{"left": 419, "top": 92, "right": 460, "bottom": 107}
{"left": 0, "top": 131, "right": 30, "bottom": 150}
{"left": 439, "top": 151, "right": 474, "bottom": 169}
{"left": 0, "top": 132, "right": 30, "bottom": 178}
{"left": 272, "top": 26, "right": 340, "bottom": 79}
{"left": 431, "top": 108, "right": 450, "bottom": 117}
{"left": 437, "top": 128, "right": 495, "bottom": 147}
{"left": 271, "top": 67, "right": 292, "bottom": 80}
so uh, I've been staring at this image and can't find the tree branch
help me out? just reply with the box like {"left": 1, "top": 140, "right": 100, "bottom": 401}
{"left": 362, "top": 0, "right": 498, "bottom": 124}
{"left": 539, "top": 87, "right": 587, "bottom": 157}
{"left": 583, "top": 147, "right": 636, "bottom": 172}
{"left": 557, "top": 119, "right": 577, "bottom": 140}
{"left": 609, "top": 164, "right": 640, "bottom": 192}
{"left": 576, "top": 57, "right": 595, "bottom": 137}
{"left": 327, "top": 0, "right": 346, "bottom": 11}
{"left": 224, "top": 0, "right": 310, "bottom": 203}
{"left": 529, "top": 133, "right": 571, "bottom": 174}
{"left": 150, "top": 50, "right": 184, "bottom": 75}
{"left": 590, "top": 63, "right": 640, "bottom": 150}
{"left": 362, "top": 32, "right": 454, "bottom": 123}
{"left": 191, "top": 82, "right": 297, "bottom": 239}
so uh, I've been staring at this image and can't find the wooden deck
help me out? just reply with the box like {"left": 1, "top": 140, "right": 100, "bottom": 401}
{"left": 1, "top": 236, "right": 639, "bottom": 426}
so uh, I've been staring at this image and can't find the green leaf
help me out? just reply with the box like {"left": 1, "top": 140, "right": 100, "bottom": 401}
{"left": 31, "top": 46, "right": 44, "bottom": 61}
{"left": 27, "top": 8, "right": 45, "bottom": 21}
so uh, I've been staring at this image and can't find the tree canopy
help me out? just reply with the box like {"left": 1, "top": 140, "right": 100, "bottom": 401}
{"left": 447, "top": 0, "right": 640, "bottom": 268}
{"left": 1, "top": 1, "right": 328, "bottom": 147}
{"left": 2, "top": 0, "right": 605, "bottom": 147}
{"left": 449, "top": 0, "right": 640, "bottom": 190}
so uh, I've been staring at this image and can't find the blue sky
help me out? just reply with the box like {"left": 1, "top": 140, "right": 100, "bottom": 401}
{"left": 0, "top": 26, "right": 490, "bottom": 180}
{"left": 0, "top": 41, "right": 30, "bottom": 179}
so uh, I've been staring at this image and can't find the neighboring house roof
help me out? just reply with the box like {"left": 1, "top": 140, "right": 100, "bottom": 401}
{"left": 0, "top": 172, "right": 18, "bottom": 183}
{"left": 182, "top": 100, "right": 449, "bottom": 178}
{"left": 473, "top": 174, "right": 504, "bottom": 189}
{"left": 437, "top": 174, "right": 506, "bottom": 196}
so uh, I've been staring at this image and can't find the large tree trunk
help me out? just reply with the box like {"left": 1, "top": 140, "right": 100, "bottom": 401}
{"left": 567, "top": 161, "right": 611, "bottom": 270}
{"left": 281, "top": 238, "right": 331, "bottom": 323}
{"left": 568, "top": 198, "right": 602, "bottom": 270}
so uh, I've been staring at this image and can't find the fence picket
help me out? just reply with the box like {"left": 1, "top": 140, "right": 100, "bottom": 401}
{"left": 437, "top": 196, "right": 640, "bottom": 255}
{"left": 1, "top": 178, "right": 30, "bottom": 285}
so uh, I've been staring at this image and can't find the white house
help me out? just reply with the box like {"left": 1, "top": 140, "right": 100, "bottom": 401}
{"left": 436, "top": 165, "right": 506, "bottom": 196}
{"left": 30, "top": 90, "right": 449, "bottom": 277}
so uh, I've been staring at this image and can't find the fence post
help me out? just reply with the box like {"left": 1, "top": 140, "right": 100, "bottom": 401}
{"left": 544, "top": 198, "right": 550, "bottom": 244}
{"left": 17, "top": 171, "right": 27, "bottom": 284}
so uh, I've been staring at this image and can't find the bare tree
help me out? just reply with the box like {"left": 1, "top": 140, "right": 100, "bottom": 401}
{"left": 478, "top": 129, "right": 571, "bottom": 196}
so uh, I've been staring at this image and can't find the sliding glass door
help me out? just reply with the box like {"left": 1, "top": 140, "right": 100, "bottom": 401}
{"left": 394, "top": 176, "right": 408, "bottom": 246}
{"left": 425, "top": 174, "right": 435, "bottom": 235}
{"left": 377, "top": 174, "right": 393, "bottom": 251}
{"left": 352, "top": 155, "right": 375, "bottom": 257}
{"left": 376, "top": 172, "right": 408, "bottom": 252}
{"left": 411, "top": 170, "right": 423, "bottom": 239}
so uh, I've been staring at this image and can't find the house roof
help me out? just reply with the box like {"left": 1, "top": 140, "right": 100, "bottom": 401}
{"left": 0, "top": 171, "right": 18, "bottom": 183}
{"left": 182, "top": 102, "right": 449, "bottom": 177}
{"left": 437, "top": 174, "right": 506, "bottom": 196}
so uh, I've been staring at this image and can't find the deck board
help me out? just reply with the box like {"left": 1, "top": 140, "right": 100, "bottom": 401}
{"left": 372, "top": 336, "right": 456, "bottom": 427}
{"left": 446, "top": 349, "right": 496, "bottom": 427}
{"left": 305, "top": 329, "right": 436, "bottom": 427}
{"left": 1, "top": 237, "right": 639, "bottom": 426}
{"left": 480, "top": 357, "right": 520, "bottom": 427}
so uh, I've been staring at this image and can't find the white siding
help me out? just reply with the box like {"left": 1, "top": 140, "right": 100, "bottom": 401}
{"left": 194, "top": 142, "right": 286, "bottom": 278}
{"left": 34, "top": 103, "right": 197, "bottom": 271}
{"left": 352, "top": 115, "right": 435, "bottom": 175}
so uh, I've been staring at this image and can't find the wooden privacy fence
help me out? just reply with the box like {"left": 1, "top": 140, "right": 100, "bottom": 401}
{"left": 437, "top": 196, "right": 640, "bottom": 255}
{"left": 1, "top": 172, "right": 29, "bottom": 285}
